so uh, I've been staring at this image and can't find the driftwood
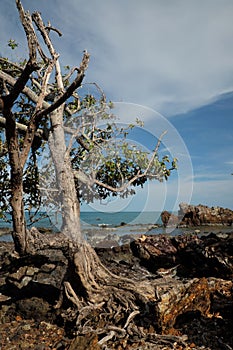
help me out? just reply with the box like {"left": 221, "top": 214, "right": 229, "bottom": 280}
{"left": 0, "top": 229, "right": 233, "bottom": 349}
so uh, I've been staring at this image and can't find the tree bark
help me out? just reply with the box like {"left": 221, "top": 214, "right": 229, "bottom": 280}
{"left": 49, "top": 108, "right": 82, "bottom": 242}
{"left": 5, "top": 109, "right": 27, "bottom": 254}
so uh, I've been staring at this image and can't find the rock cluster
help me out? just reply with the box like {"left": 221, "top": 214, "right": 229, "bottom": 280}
{"left": 161, "top": 203, "right": 233, "bottom": 227}
{"left": 0, "top": 230, "right": 233, "bottom": 349}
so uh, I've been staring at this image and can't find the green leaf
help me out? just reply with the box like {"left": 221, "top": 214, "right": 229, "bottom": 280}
{"left": 8, "top": 39, "right": 18, "bottom": 50}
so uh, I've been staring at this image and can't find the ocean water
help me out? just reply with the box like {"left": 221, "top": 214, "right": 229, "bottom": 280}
{"left": 81, "top": 211, "right": 163, "bottom": 227}
{"left": 0, "top": 211, "right": 165, "bottom": 241}
{"left": 0, "top": 211, "right": 162, "bottom": 229}
{"left": 1, "top": 211, "right": 232, "bottom": 242}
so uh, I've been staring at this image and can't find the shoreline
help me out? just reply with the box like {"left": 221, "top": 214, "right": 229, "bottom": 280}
{"left": 1, "top": 223, "right": 233, "bottom": 247}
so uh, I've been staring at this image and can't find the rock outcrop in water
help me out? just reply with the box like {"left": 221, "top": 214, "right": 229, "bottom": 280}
{"left": 161, "top": 203, "right": 233, "bottom": 227}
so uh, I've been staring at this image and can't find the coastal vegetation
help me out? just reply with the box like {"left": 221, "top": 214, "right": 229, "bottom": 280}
{"left": 0, "top": 1, "right": 181, "bottom": 348}
{"left": 1, "top": 2, "right": 232, "bottom": 350}
{"left": 0, "top": 1, "right": 176, "bottom": 254}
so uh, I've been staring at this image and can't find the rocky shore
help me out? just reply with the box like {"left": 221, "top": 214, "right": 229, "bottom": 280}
{"left": 161, "top": 203, "right": 233, "bottom": 228}
{"left": 0, "top": 228, "right": 232, "bottom": 349}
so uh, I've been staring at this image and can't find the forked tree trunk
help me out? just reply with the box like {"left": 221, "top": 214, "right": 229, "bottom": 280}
{"left": 47, "top": 107, "right": 156, "bottom": 307}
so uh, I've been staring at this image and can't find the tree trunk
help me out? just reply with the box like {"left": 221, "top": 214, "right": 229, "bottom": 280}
{"left": 10, "top": 169, "right": 27, "bottom": 254}
{"left": 5, "top": 110, "right": 27, "bottom": 255}
{"left": 49, "top": 108, "right": 82, "bottom": 243}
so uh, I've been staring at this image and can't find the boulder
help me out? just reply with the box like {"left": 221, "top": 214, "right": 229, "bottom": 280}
{"left": 160, "top": 211, "right": 179, "bottom": 227}
{"left": 161, "top": 203, "right": 233, "bottom": 227}
{"left": 131, "top": 232, "right": 233, "bottom": 279}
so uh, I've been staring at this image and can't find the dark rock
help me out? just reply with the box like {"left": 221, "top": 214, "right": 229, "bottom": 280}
{"left": 161, "top": 203, "right": 233, "bottom": 227}
{"left": 161, "top": 211, "right": 179, "bottom": 227}
{"left": 179, "top": 203, "right": 233, "bottom": 227}
{"left": 0, "top": 230, "right": 233, "bottom": 349}
{"left": 131, "top": 232, "right": 233, "bottom": 279}
{"left": 15, "top": 297, "right": 52, "bottom": 322}
{"left": 131, "top": 235, "right": 178, "bottom": 273}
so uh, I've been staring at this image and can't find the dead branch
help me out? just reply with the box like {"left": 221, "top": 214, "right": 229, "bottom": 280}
{"left": 35, "top": 52, "right": 90, "bottom": 119}
{"left": 20, "top": 57, "right": 57, "bottom": 168}
{"left": 31, "top": 11, "right": 89, "bottom": 119}
{"left": 2, "top": 61, "right": 38, "bottom": 110}
{"left": 45, "top": 21, "right": 62, "bottom": 37}
{"left": 15, "top": 0, "right": 37, "bottom": 62}
{"left": 1, "top": 1, "right": 39, "bottom": 111}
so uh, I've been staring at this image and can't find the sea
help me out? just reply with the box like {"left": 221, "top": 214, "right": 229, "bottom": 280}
{"left": 0, "top": 211, "right": 232, "bottom": 242}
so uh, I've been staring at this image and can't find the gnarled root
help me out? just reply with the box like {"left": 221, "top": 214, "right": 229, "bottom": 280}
{"left": 63, "top": 243, "right": 161, "bottom": 348}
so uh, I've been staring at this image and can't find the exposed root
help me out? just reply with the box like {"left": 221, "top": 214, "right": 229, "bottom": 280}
{"left": 24, "top": 229, "right": 217, "bottom": 349}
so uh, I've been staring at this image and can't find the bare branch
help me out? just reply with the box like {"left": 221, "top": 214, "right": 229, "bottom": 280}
{"left": 63, "top": 67, "right": 79, "bottom": 83}
{"left": 45, "top": 21, "right": 62, "bottom": 37}
{"left": 35, "top": 51, "right": 90, "bottom": 119}
{"left": 32, "top": 12, "right": 59, "bottom": 62}
{"left": 84, "top": 82, "right": 107, "bottom": 104}
{"left": 0, "top": 70, "right": 47, "bottom": 108}
{"left": 20, "top": 58, "right": 57, "bottom": 168}
{"left": 144, "top": 130, "right": 167, "bottom": 174}
{"left": 15, "top": 0, "right": 37, "bottom": 62}
{"left": 0, "top": 1, "right": 41, "bottom": 110}
{"left": 35, "top": 59, "right": 56, "bottom": 111}
{"left": 0, "top": 57, "right": 25, "bottom": 73}
{"left": 0, "top": 70, "right": 73, "bottom": 116}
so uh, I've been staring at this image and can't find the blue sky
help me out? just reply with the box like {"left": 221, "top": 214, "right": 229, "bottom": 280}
{"left": 0, "top": 0, "right": 233, "bottom": 212}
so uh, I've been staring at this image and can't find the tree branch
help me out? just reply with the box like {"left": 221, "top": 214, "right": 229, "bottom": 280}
{"left": 35, "top": 52, "right": 90, "bottom": 119}
{"left": 45, "top": 21, "right": 63, "bottom": 37}
{"left": 20, "top": 58, "right": 57, "bottom": 168}
{"left": 31, "top": 11, "right": 90, "bottom": 119}
{"left": 73, "top": 131, "right": 167, "bottom": 193}
{"left": 2, "top": 61, "right": 38, "bottom": 110}
{"left": 15, "top": 0, "right": 37, "bottom": 61}
{"left": 1, "top": 1, "right": 39, "bottom": 110}
{"left": 0, "top": 70, "right": 49, "bottom": 109}
{"left": 0, "top": 116, "right": 43, "bottom": 138}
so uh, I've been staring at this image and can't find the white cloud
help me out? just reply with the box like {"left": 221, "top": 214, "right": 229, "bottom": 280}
{"left": 1, "top": 0, "right": 233, "bottom": 116}
{"left": 56, "top": 0, "right": 233, "bottom": 116}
